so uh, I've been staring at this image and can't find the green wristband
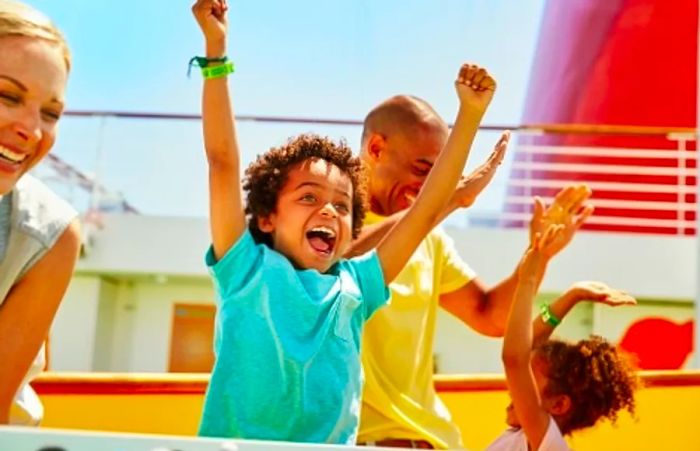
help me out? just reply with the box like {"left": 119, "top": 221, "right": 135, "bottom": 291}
{"left": 201, "top": 61, "right": 235, "bottom": 79}
{"left": 187, "top": 56, "right": 235, "bottom": 78}
{"left": 539, "top": 303, "right": 561, "bottom": 327}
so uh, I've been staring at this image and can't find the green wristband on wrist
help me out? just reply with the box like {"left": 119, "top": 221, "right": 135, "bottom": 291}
{"left": 539, "top": 303, "right": 561, "bottom": 327}
{"left": 188, "top": 55, "right": 235, "bottom": 78}
{"left": 201, "top": 61, "right": 235, "bottom": 79}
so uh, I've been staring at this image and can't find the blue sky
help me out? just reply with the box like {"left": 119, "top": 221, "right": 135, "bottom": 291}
{"left": 28, "top": 0, "right": 546, "bottom": 217}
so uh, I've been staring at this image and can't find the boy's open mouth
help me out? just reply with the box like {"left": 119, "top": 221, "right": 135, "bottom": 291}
{"left": 306, "top": 226, "right": 337, "bottom": 256}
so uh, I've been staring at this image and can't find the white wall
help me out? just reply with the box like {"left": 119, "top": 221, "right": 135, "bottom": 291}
{"left": 107, "top": 280, "right": 138, "bottom": 371}
{"left": 55, "top": 274, "right": 216, "bottom": 372}
{"left": 114, "top": 279, "right": 215, "bottom": 372}
{"left": 446, "top": 225, "right": 695, "bottom": 300}
{"left": 78, "top": 214, "right": 211, "bottom": 277}
{"left": 50, "top": 276, "right": 101, "bottom": 371}
{"left": 52, "top": 215, "right": 696, "bottom": 373}
{"left": 80, "top": 215, "right": 697, "bottom": 299}
{"left": 434, "top": 297, "right": 596, "bottom": 373}
{"left": 92, "top": 279, "right": 119, "bottom": 371}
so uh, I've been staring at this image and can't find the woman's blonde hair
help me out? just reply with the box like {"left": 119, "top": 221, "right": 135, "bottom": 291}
{"left": 0, "top": 0, "right": 71, "bottom": 70}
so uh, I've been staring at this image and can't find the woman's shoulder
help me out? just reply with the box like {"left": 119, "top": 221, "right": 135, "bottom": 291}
{"left": 12, "top": 175, "right": 78, "bottom": 247}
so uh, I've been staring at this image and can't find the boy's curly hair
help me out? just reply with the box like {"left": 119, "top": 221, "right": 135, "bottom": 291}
{"left": 243, "top": 133, "right": 367, "bottom": 246}
{"left": 535, "top": 335, "right": 639, "bottom": 435}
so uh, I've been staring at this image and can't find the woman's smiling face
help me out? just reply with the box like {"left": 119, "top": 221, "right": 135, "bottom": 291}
{"left": 0, "top": 35, "right": 67, "bottom": 195}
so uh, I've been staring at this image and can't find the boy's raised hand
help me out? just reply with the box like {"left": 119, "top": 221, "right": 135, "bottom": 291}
{"left": 455, "top": 64, "right": 497, "bottom": 113}
{"left": 193, "top": 0, "right": 244, "bottom": 260}
{"left": 192, "top": 0, "right": 228, "bottom": 46}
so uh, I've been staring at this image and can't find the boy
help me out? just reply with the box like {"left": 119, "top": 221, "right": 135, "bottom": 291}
{"left": 192, "top": 0, "right": 497, "bottom": 443}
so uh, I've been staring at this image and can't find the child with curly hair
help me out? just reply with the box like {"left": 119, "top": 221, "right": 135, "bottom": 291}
{"left": 191, "top": 0, "right": 498, "bottom": 444}
{"left": 487, "top": 226, "right": 639, "bottom": 450}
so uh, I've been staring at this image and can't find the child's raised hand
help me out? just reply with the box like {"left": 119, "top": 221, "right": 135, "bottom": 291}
{"left": 192, "top": 0, "right": 228, "bottom": 45}
{"left": 529, "top": 184, "right": 593, "bottom": 256}
{"left": 518, "top": 224, "right": 565, "bottom": 280}
{"left": 566, "top": 281, "right": 637, "bottom": 307}
{"left": 455, "top": 64, "right": 497, "bottom": 113}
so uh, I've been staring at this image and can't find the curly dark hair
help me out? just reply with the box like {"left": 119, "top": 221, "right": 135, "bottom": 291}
{"left": 243, "top": 133, "right": 367, "bottom": 247}
{"left": 535, "top": 335, "right": 639, "bottom": 435}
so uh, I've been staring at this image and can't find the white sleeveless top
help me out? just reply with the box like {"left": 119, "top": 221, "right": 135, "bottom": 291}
{"left": 0, "top": 175, "right": 77, "bottom": 425}
{"left": 486, "top": 417, "right": 570, "bottom": 451}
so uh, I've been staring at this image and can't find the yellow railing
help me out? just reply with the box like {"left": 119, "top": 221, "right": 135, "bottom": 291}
{"left": 32, "top": 370, "right": 700, "bottom": 451}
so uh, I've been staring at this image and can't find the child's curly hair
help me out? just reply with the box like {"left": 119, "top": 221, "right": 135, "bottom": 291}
{"left": 243, "top": 133, "right": 367, "bottom": 246}
{"left": 535, "top": 335, "right": 638, "bottom": 435}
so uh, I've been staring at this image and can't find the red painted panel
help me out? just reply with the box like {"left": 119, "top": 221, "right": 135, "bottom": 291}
{"left": 619, "top": 318, "right": 694, "bottom": 369}
{"left": 507, "top": 0, "right": 698, "bottom": 235}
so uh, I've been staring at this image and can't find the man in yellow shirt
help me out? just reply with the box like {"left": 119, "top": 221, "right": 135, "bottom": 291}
{"left": 348, "top": 95, "right": 592, "bottom": 449}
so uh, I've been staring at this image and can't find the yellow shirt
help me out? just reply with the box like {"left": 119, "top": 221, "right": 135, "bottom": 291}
{"left": 358, "top": 213, "right": 476, "bottom": 449}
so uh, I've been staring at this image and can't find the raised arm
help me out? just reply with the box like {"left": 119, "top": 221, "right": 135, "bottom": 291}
{"left": 192, "top": 0, "right": 245, "bottom": 260}
{"left": 376, "top": 64, "right": 496, "bottom": 283}
{"left": 0, "top": 220, "right": 80, "bottom": 423}
{"left": 439, "top": 184, "right": 593, "bottom": 337}
{"left": 502, "top": 225, "right": 566, "bottom": 450}
{"left": 345, "top": 131, "right": 508, "bottom": 258}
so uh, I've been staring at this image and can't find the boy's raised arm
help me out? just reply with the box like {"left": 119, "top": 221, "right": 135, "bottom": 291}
{"left": 193, "top": 0, "right": 246, "bottom": 260}
{"left": 376, "top": 64, "right": 496, "bottom": 283}
{"left": 344, "top": 132, "right": 508, "bottom": 259}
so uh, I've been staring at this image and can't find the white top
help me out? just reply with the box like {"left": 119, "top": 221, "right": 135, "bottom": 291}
{"left": 485, "top": 417, "right": 570, "bottom": 451}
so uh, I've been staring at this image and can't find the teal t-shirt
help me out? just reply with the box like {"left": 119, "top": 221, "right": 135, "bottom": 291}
{"left": 199, "top": 229, "right": 390, "bottom": 444}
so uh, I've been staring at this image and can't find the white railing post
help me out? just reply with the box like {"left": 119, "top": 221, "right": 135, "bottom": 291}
{"left": 677, "top": 137, "right": 686, "bottom": 236}
{"left": 81, "top": 116, "right": 108, "bottom": 256}
{"left": 695, "top": 0, "right": 700, "bottom": 369}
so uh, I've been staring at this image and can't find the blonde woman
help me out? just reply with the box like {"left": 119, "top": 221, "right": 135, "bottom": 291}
{"left": 0, "top": 0, "right": 80, "bottom": 425}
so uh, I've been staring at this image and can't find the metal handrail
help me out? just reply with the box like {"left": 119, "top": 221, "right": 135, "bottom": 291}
{"left": 63, "top": 110, "right": 698, "bottom": 138}
{"left": 54, "top": 112, "right": 699, "bottom": 233}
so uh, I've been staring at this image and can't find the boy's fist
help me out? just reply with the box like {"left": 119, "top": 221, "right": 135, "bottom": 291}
{"left": 455, "top": 64, "right": 496, "bottom": 113}
{"left": 192, "top": 0, "right": 228, "bottom": 49}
